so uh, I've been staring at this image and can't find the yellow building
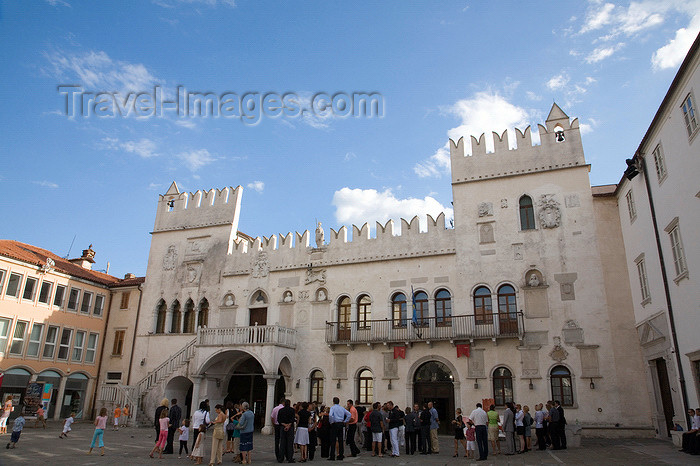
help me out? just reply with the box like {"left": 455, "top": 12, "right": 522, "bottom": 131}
{"left": 0, "top": 241, "right": 141, "bottom": 420}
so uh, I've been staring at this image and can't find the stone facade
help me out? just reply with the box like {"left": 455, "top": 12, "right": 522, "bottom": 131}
{"left": 127, "top": 104, "right": 654, "bottom": 437}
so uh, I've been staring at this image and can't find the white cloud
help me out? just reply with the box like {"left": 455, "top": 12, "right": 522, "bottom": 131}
{"left": 44, "top": 49, "right": 159, "bottom": 93}
{"left": 153, "top": 0, "right": 235, "bottom": 7}
{"left": 247, "top": 181, "right": 264, "bottom": 193}
{"left": 414, "top": 92, "right": 535, "bottom": 178}
{"left": 652, "top": 14, "right": 700, "bottom": 70}
{"left": 101, "top": 137, "right": 159, "bottom": 158}
{"left": 147, "top": 182, "right": 163, "bottom": 191}
{"left": 46, "top": 0, "right": 71, "bottom": 7}
{"left": 547, "top": 73, "right": 570, "bottom": 90}
{"left": 585, "top": 44, "right": 622, "bottom": 63}
{"left": 344, "top": 151, "right": 357, "bottom": 161}
{"left": 33, "top": 180, "right": 59, "bottom": 188}
{"left": 176, "top": 149, "right": 217, "bottom": 171}
{"left": 175, "top": 119, "right": 197, "bottom": 129}
{"left": 526, "top": 91, "right": 542, "bottom": 101}
{"left": 580, "top": 2, "right": 615, "bottom": 33}
{"left": 332, "top": 188, "right": 453, "bottom": 233}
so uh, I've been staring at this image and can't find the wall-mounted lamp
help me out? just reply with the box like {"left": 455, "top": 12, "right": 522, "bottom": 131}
{"left": 216, "top": 378, "right": 221, "bottom": 388}
{"left": 140, "top": 358, "right": 146, "bottom": 366}
{"left": 473, "top": 381, "right": 479, "bottom": 390}
{"left": 295, "top": 379, "right": 300, "bottom": 389}
{"left": 589, "top": 378, "right": 595, "bottom": 389}
{"left": 336, "top": 381, "right": 341, "bottom": 389}
{"left": 528, "top": 379, "right": 534, "bottom": 390}
{"left": 388, "top": 381, "right": 392, "bottom": 390}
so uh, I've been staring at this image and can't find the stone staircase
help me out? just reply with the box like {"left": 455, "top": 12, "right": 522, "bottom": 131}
{"left": 98, "top": 337, "right": 197, "bottom": 425}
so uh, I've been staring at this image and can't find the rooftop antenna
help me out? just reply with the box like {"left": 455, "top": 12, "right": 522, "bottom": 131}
{"left": 64, "top": 234, "right": 76, "bottom": 259}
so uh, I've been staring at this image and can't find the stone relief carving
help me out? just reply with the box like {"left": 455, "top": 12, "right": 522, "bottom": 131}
{"left": 283, "top": 290, "right": 293, "bottom": 302}
{"left": 252, "top": 252, "right": 269, "bottom": 278}
{"left": 479, "top": 222, "right": 495, "bottom": 244}
{"left": 565, "top": 194, "right": 580, "bottom": 208}
{"left": 223, "top": 293, "right": 235, "bottom": 307}
{"left": 550, "top": 336, "right": 569, "bottom": 362}
{"left": 298, "top": 290, "right": 309, "bottom": 301}
{"left": 305, "top": 268, "right": 326, "bottom": 285}
{"left": 528, "top": 273, "right": 540, "bottom": 287}
{"left": 316, "top": 288, "right": 327, "bottom": 301}
{"left": 478, "top": 202, "right": 493, "bottom": 217}
{"left": 163, "top": 245, "right": 177, "bottom": 271}
{"left": 186, "top": 264, "right": 199, "bottom": 283}
{"left": 513, "top": 243, "right": 523, "bottom": 260}
{"left": 537, "top": 194, "right": 561, "bottom": 228}
{"left": 501, "top": 199, "right": 508, "bottom": 208}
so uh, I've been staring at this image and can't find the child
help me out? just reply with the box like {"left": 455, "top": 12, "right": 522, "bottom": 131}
{"left": 465, "top": 420, "right": 476, "bottom": 459}
{"left": 6, "top": 411, "right": 25, "bottom": 449}
{"left": 113, "top": 404, "right": 121, "bottom": 431}
{"left": 59, "top": 412, "right": 75, "bottom": 438}
{"left": 35, "top": 406, "right": 47, "bottom": 429}
{"left": 122, "top": 404, "right": 130, "bottom": 427}
{"left": 178, "top": 419, "right": 190, "bottom": 459}
{"left": 88, "top": 407, "right": 108, "bottom": 455}
{"left": 191, "top": 423, "right": 206, "bottom": 465}
{"left": 149, "top": 407, "right": 169, "bottom": 459}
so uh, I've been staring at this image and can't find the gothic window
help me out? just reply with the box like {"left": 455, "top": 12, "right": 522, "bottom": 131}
{"left": 198, "top": 298, "right": 209, "bottom": 329}
{"left": 519, "top": 195, "right": 536, "bottom": 230}
{"left": 413, "top": 291, "right": 429, "bottom": 326}
{"left": 473, "top": 286, "right": 492, "bottom": 324}
{"left": 392, "top": 292, "right": 407, "bottom": 328}
{"left": 170, "top": 300, "right": 181, "bottom": 333}
{"left": 183, "top": 299, "right": 195, "bottom": 333}
{"left": 358, "top": 369, "right": 373, "bottom": 404}
{"left": 435, "top": 289, "right": 452, "bottom": 326}
{"left": 550, "top": 365, "right": 574, "bottom": 406}
{"left": 155, "top": 299, "right": 166, "bottom": 334}
{"left": 250, "top": 290, "right": 268, "bottom": 305}
{"left": 310, "top": 370, "right": 324, "bottom": 403}
{"left": 493, "top": 367, "right": 513, "bottom": 406}
{"left": 357, "top": 295, "right": 371, "bottom": 329}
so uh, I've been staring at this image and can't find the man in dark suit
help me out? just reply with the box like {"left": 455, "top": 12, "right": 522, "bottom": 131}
{"left": 277, "top": 399, "right": 296, "bottom": 463}
{"left": 164, "top": 398, "right": 182, "bottom": 454}
{"left": 555, "top": 400, "right": 566, "bottom": 449}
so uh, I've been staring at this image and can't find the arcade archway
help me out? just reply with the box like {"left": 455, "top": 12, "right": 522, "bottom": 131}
{"left": 413, "top": 360, "right": 454, "bottom": 434}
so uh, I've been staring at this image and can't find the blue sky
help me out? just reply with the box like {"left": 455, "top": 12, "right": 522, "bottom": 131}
{"left": 1, "top": 1, "right": 698, "bottom": 277}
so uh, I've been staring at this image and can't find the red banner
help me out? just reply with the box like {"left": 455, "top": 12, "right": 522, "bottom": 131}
{"left": 456, "top": 344, "right": 470, "bottom": 358}
{"left": 393, "top": 346, "right": 406, "bottom": 359}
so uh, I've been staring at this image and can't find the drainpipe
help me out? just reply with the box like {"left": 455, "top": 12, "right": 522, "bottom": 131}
{"left": 636, "top": 153, "right": 690, "bottom": 430}
{"left": 127, "top": 283, "right": 144, "bottom": 386}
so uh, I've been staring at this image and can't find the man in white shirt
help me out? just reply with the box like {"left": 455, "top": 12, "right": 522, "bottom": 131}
{"left": 468, "top": 403, "right": 488, "bottom": 461}
{"left": 681, "top": 408, "right": 700, "bottom": 452}
{"left": 271, "top": 397, "right": 285, "bottom": 462}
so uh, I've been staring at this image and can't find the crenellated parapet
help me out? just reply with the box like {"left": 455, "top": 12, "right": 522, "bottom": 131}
{"left": 223, "top": 212, "right": 455, "bottom": 275}
{"left": 153, "top": 181, "right": 243, "bottom": 234}
{"left": 450, "top": 103, "right": 587, "bottom": 184}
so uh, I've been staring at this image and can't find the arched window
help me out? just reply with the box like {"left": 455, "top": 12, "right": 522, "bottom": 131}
{"left": 550, "top": 366, "right": 574, "bottom": 406}
{"left": 435, "top": 289, "right": 452, "bottom": 326}
{"left": 357, "top": 295, "right": 371, "bottom": 329}
{"left": 414, "top": 291, "right": 428, "bottom": 326}
{"left": 473, "top": 287, "right": 492, "bottom": 325}
{"left": 155, "top": 300, "right": 166, "bottom": 334}
{"left": 198, "top": 298, "right": 209, "bottom": 329}
{"left": 493, "top": 367, "right": 513, "bottom": 406}
{"left": 170, "top": 300, "right": 181, "bottom": 333}
{"left": 497, "top": 285, "right": 518, "bottom": 334}
{"left": 310, "top": 370, "right": 324, "bottom": 403}
{"left": 337, "top": 296, "right": 351, "bottom": 340}
{"left": 183, "top": 299, "right": 195, "bottom": 333}
{"left": 392, "top": 293, "right": 407, "bottom": 327}
{"left": 358, "top": 369, "right": 373, "bottom": 404}
{"left": 519, "top": 195, "right": 536, "bottom": 230}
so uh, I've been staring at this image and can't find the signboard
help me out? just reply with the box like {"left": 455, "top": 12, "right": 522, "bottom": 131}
{"left": 23, "top": 382, "right": 44, "bottom": 416}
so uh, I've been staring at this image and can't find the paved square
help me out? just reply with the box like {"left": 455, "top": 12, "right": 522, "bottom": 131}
{"left": 0, "top": 423, "right": 696, "bottom": 465}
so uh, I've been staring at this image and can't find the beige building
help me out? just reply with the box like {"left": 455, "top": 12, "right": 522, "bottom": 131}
{"left": 615, "top": 33, "right": 700, "bottom": 437}
{"left": 0, "top": 241, "right": 140, "bottom": 420}
{"left": 108, "top": 104, "right": 654, "bottom": 439}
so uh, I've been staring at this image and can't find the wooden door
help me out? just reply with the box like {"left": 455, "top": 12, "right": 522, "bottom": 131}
{"left": 249, "top": 308, "right": 267, "bottom": 326}
{"left": 655, "top": 358, "right": 674, "bottom": 436}
{"left": 414, "top": 382, "right": 455, "bottom": 435}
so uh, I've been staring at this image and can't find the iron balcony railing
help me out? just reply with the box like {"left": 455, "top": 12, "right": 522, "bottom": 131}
{"left": 325, "top": 312, "right": 524, "bottom": 344}
{"left": 197, "top": 325, "right": 297, "bottom": 349}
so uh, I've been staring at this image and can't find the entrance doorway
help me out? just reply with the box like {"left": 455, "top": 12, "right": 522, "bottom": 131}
{"left": 413, "top": 361, "right": 455, "bottom": 435}
{"left": 654, "top": 358, "right": 674, "bottom": 437}
{"left": 249, "top": 308, "right": 267, "bottom": 326}
{"left": 225, "top": 356, "right": 285, "bottom": 429}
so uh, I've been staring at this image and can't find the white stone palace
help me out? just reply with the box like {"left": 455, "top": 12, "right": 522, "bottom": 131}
{"left": 116, "top": 103, "right": 655, "bottom": 438}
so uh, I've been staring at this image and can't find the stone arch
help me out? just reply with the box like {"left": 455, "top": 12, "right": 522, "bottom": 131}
{"left": 164, "top": 375, "right": 193, "bottom": 418}
{"left": 249, "top": 289, "right": 268, "bottom": 306}
{"left": 195, "top": 348, "right": 270, "bottom": 376}
{"left": 198, "top": 298, "right": 209, "bottom": 329}
{"left": 155, "top": 298, "right": 167, "bottom": 333}
{"left": 405, "top": 354, "right": 461, "bottom": 414}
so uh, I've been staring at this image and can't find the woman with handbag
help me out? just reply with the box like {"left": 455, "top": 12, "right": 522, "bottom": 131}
{"left": 209, "top": 404, "right": 226, "bottom": 466}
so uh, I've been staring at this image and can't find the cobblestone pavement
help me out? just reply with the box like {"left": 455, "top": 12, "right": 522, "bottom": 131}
{"left": 0, "top": 423, "right": 697, "bottom": 465}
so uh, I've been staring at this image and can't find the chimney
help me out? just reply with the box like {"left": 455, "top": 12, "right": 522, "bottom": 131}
{"left": 68, "top": 244, "right": 96, "bottom": 270}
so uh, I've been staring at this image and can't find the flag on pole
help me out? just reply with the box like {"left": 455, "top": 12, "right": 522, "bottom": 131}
{"left": 411, "top": 286, "right": 418, "bottom": 327}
